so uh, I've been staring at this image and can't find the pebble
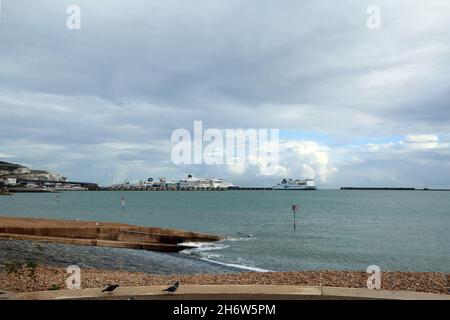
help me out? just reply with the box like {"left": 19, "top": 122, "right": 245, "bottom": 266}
{"left": 0, "top": 267, "right": 448, "bottom": 294}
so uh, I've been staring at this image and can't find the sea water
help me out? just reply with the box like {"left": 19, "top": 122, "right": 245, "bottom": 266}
{"left": 1, "top": 190, "right": 449, "bottom": 273}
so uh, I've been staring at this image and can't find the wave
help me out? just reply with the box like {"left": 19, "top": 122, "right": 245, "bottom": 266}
{"left": 224, "top": 236, "right": 256, "bottom": 242}
{"left": 179, "top": 241, "right": 230, "bottom": 251}
{"left": 180, "top": 238, "right": 271, "bottom": 273}
{"left": 199, "top": 257, "right": 271, "bottom": 272}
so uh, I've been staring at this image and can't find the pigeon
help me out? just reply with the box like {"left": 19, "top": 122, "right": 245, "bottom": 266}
{"left": 102, "top": 284, "right": 119, "bottom": 293}
{"left": 162, "top": 281, "right": 180, "bottom": 294}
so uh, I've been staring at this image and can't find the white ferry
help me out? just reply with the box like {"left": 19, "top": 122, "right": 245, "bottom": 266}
{"left": 273, "top": 178, "right": 316, "bottom": 190}
{"left": 179, "top": 175, "right": 234, "bottom": 189}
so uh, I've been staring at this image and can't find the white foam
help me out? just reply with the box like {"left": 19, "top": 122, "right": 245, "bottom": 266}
{"left": 224, "top": 237, "right": 256, "bottom": 242}
{"left": 180, "top": 240, "right": 271, "bottom": 273}
{"left": 200, "top": 257, "right": 271, "bottom": 273}
{"left": 180, "top": 242, "right": 230, "bottom": 251}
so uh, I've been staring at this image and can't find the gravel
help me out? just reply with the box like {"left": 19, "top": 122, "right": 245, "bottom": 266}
{"left": 0, "top": 267, "right": 448, "bottom": 294}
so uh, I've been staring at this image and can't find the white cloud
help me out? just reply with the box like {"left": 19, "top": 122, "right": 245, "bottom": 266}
{"left": 404, "top": 135, "right": 439, "bottom": 143}
{"left": 0, "top": 152, "right": 15, "bottom": 158}
{"left": 364, "top": 135, "right": 450, "bottom": 152}
{"left": 401, "top": 135, "right": 449, "bottom": 151}
{"left": 330, "top": 134, "right": 450, "bottom": 188}
{"left": 227, "top": 162, "right": 246, "bottom": 175}
{"left": 279, "top": 140, "right": 338, "bottom": 182}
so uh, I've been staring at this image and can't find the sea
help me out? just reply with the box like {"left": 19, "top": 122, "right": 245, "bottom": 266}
{"left": 1, "top": 190, "right": 449, "bottom": 274}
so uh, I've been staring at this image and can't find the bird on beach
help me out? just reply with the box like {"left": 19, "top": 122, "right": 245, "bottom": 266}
{"left": 162, "top": 281, "right": 180, "bottom": 294}
{"left": 102, "top": 284, "right": 119, "bottom": 293}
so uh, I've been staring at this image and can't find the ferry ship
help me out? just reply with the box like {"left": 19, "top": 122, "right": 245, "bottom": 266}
{"left": 273, "top": 178, "right": 316, "bottom": 190}
{"left": 179, "top": 175, "right": 235, "bottom": 189}
{"left": 142, "top": 175, "right": 235, "bottom": 190}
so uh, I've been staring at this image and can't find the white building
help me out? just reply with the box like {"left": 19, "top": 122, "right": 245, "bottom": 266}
{"left": 0, "top": 161, "right": 67, "bottom": 182}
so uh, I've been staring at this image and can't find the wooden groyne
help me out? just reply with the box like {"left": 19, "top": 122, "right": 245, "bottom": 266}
{"left": 0, "top": 217, "right": 221, "bottom": 253}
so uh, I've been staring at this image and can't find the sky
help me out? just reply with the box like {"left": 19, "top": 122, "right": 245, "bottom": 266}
{"left": 0, "top": 0, "right": 449, "bottom": 188}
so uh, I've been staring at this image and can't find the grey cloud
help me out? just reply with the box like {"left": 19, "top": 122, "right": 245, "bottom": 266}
{"left": 1, "top": 0, "right": 450, "bottom": 186}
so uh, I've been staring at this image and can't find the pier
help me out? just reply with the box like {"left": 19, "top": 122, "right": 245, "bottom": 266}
{"left": 14, "top": 179, "right": 99, "bottom": 190}
{"left": 103, "top": 186, "right": 230, "bottom": 192}
{"left": 99, "top": 186, "right": 276, "bottom": 191}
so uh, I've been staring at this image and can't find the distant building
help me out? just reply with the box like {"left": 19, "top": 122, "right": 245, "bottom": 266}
{"left": 0, "top": 161, "right": 67, "bottom": 183}
{"left": 5, "top": 178, "right": 17, "bottom": 186}
{"left": 0, "top": 161, "right": 28, "bottom": 175}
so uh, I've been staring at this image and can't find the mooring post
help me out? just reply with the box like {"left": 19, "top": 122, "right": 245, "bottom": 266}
{"left": 121, "top": 196, "right": 125, "bottom": 210}
{"left": 292, "top": 204, "right": 299, "bottom": 230}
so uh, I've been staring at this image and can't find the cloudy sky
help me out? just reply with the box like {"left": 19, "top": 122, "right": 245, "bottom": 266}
{"left": 0, "top": 0, "right": 449, "bottom": 187}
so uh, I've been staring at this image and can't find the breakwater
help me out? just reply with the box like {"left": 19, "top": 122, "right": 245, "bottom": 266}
{"left": 340, "top": 187, "right": 450, "bottom": 191}
{"left": 0, "top": 217, "right": 221, "bottom": 253}
{"left": 100, "top": 187, "right": 278, "bottom": 191}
